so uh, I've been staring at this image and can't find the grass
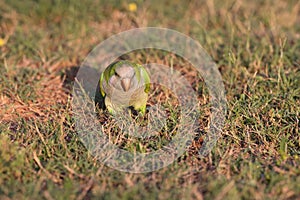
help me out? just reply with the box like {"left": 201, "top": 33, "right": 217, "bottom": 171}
{"left": 0, "top": 0, "right": 300, "bottom": 199}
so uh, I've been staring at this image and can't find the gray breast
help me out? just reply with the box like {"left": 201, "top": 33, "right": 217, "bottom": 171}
{"left": 102, "top": 68, "right": 147, "bottom": 107}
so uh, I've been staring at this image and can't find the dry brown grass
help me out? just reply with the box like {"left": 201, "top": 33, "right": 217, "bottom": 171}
{"left": 0, "top": 0, "right": 299, "bottom": 199}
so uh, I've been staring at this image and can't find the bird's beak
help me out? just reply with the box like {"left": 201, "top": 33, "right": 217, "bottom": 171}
{"left": 121, "top": 78, "right": 131, "bottom": 92}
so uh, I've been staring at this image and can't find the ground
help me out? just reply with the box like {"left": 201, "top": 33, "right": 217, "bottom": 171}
{"left": 0, "top": 0, "right": 300, "bottom": 199}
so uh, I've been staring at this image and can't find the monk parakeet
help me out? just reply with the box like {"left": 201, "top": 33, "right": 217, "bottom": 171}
{"left": 99, "top": 60, "right": 150, "bottom": 115}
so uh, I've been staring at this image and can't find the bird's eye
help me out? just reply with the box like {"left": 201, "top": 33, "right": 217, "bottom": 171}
{"left": 114, "top": 72, "right": 119, "bottom": 77}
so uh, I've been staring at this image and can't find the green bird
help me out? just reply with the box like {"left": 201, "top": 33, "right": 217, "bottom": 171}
{"left": 99, "top": 60, "right": 150, "bottom": 115}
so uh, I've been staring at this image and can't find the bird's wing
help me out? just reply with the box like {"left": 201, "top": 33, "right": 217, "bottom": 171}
{"left": 99, "top": 72, "right": 105, "bottom": 97}
{"left": 140, "top": 66, "right": 151, "bottom": 93}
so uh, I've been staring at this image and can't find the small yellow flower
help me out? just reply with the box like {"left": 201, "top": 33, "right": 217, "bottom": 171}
{"left": 128, "top": 3, "right": 137, "bottom": 12}
{"left": 0, "top": 38, "right": 5, "bottom": 47}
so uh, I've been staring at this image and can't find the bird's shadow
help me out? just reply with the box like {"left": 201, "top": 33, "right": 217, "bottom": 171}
{"left": 62, "top": 65, "right": 105, "bottom": 110}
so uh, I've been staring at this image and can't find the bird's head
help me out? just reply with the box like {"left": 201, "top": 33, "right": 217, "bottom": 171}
{"left": 109, "top": 63, "right": 136, "bottom": 92}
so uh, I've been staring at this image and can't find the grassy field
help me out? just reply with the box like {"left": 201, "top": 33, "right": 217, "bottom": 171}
{"left": 0, "top": 0, "right": 300, "bottom": 199}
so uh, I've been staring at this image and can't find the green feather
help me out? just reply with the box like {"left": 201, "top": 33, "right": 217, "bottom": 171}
{"left": 140, "top": 66, "right": 150, "bottom": 93}
{"left": 99, "top": 60, "right": 150, "bottom": 115}
{"left": 99, "top": 72, "right": 105, "bottom": 97}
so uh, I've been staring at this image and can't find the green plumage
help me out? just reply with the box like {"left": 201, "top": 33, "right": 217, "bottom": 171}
{"left": 99, "top": 60, "right": 150, "bottom": 115}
